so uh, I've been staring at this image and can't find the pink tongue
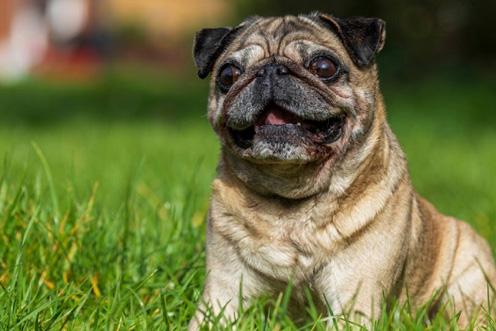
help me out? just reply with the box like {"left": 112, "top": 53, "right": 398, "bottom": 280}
{"left": 263, "top": 108, "right": 297, "bottom": 125}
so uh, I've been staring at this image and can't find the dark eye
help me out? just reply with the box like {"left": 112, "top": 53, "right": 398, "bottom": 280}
{"left": 218, "top": 64, "right": 242, "bottom": 92}
{"left": 309, "top": 56, "right": 338, "bottom": 81}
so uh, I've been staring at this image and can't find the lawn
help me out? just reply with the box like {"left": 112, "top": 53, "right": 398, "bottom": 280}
{"left": 0, "top": 72, "right": 494, "bottom": 330}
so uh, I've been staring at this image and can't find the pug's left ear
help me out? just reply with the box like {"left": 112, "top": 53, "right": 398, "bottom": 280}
{"left": 193, "top": 27, "right": 234, "bottom": 79}
{"left": 314, "top": 13, "right": 386, "bottom": 68}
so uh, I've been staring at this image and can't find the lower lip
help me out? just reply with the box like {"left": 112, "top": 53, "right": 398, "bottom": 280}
{"left": 228, "top": 117, "right": 344, "bottom": 150}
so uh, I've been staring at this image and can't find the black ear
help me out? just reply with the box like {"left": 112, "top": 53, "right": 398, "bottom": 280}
{"left": 315, "top": 13, "right": 386, "bottom": 68}
{"left": 193, "top": 27, "right": 234, "bottom": 79}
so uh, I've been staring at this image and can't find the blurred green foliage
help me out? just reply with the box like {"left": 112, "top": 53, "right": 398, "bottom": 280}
{"left": 0, "top": 72, "right": 208, "bottom": 126}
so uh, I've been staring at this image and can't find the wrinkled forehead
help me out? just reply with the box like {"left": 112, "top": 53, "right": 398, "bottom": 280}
{"left": 218, "top": 16, "right": 348, "bottom": 69}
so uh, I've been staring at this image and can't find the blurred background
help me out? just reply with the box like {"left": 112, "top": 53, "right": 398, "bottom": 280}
{"left": 0, "top": 0, "right": 229, "bottom": 81}
{"left": 1, "top": 0, "right": 496, "bottom": 83}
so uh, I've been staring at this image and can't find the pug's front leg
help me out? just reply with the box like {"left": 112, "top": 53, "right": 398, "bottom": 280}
{"left": 315, "top": 262, "right": 386, "bottom": 329}
{"left": 189, "top": 273, "right": 242, "bottom": 330}
{"left": 189, "top": 230, "right": 258, "bottom": 330}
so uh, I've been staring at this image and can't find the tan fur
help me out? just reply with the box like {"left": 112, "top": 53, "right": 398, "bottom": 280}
{"left": 190, "top": 15, "right": 496, "bottom": 329}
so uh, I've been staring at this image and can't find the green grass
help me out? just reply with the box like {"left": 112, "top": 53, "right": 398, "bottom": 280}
{"left": 0, "top": 73, "right": 494, "bottom": 330}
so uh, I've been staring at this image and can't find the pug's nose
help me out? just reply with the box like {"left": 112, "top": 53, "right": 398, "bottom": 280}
{"left": 256, "top": 63, "right": 289, "bottom": 78}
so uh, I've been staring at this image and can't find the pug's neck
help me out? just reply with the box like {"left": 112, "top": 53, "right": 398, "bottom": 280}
{"left": 220, "top": 150, "right": 336, "bottom": 200}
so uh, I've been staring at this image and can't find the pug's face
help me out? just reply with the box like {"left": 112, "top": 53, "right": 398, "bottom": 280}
{"left": 194, "top": 13, "right": 385, "bottom": 165}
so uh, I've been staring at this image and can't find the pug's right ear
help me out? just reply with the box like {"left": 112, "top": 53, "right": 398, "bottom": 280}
{"left": 193, "top": 27, "right": 234, "bottom": 79}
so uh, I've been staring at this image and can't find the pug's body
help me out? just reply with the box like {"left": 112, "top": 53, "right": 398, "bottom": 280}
{"left": 190, "top": 13, "right": 496, "bottom": 329}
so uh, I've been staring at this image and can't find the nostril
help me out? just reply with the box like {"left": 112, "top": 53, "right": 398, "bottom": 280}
{"left": 256, "top": 63, "right": 289, "bottom": 78}
{"left": 276, "top": 65, "right": 289, "bottom": 75}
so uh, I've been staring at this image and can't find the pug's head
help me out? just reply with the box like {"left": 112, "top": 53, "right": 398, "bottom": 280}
{"left": 194, "top": 13, "right": 386, "bottom": 198}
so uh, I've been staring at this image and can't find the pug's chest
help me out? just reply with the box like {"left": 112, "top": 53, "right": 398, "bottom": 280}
{"left": 212, "top": 205, "right": 337, "bottom": 281}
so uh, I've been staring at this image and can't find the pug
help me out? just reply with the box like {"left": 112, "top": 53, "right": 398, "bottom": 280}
{"left": 189, "top": 12, "right": 496, "bottom": 329}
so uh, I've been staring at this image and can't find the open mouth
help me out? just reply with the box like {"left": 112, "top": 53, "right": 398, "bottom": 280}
{"left": 228, "top": 103, "right": 344, "bottom": 150}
